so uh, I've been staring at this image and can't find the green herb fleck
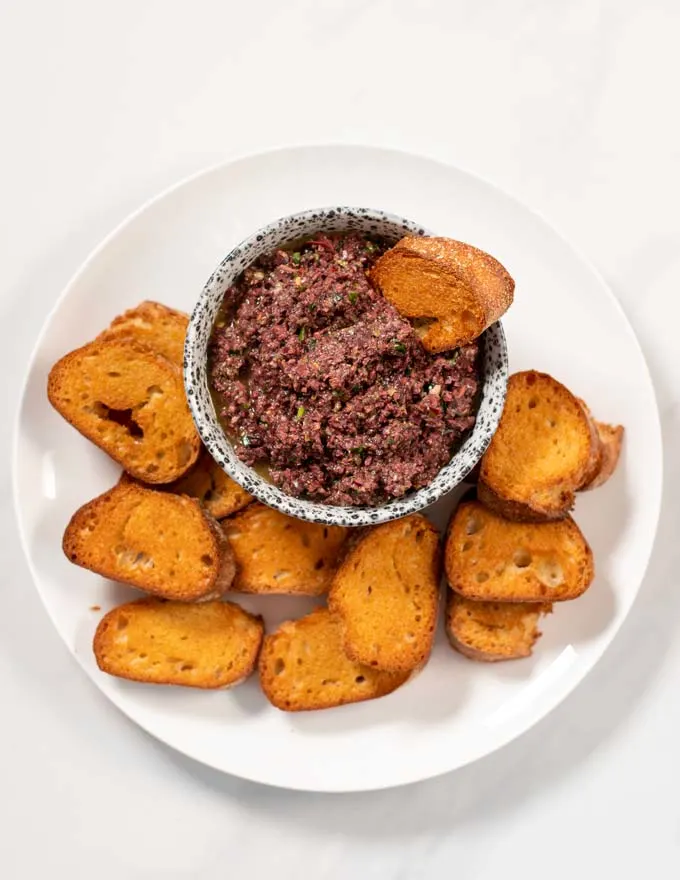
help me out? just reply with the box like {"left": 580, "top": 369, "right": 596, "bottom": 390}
{"left": 291, "top": 251, "right": 301, "bottom": 265}
{"left": 308, "top": 303, "right": 317, "bottom": 313}
{"left": 296, "top": 405, "right": 305, "bottom": 420}
{"left": 365, "top": 241, "right": 377, "bottom": 253}
{"left": 393, "top": 341, "right": 407, "bottom": 354}
{"left": 241, "top": 434, "right": 251, "bottom": 447}
{"left": 351, "top": 445, "right": 367, "bottom": 459}
{"left": 298, "top": 327, "right": 306, "bottom": 342}
{"left": 348, "top": 290, "right": 359, "bottom": 305}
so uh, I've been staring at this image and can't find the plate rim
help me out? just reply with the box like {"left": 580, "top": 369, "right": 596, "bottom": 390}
{"left": 12, "top": 143, "right": 664, "bottom": 792}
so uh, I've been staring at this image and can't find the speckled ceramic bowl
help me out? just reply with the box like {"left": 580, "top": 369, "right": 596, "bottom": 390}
{"left": 184, "top": 207, "right": 508, "bottom": 526}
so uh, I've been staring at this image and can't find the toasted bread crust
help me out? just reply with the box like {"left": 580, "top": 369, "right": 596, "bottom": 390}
{"left": 63, "top": 482, "right": 236, "bottom": 601}
{"left": 48, "top": 338, "right": 200, "bottom": 483}
{"left": 258, "top": 608, "right": 408, "bottom": 711}
{"left": 122, "top": 448, "right": 253, "bottom": 519}
{"left": 97, "top": 301, "right": 188, "bottom": 367}
{"left": 446, "top": 592, "right": 550, "bottom": 661}
{"left": 223, "top": 503, "right": 348, "bottom": 595}
{"left": 581, "top": 422, "right": 624, "bottom": 490}
{"left": 370, "top": 236, "right": 514, "bottom": 351}
{"left": 479, "top": 371, "right": 599, "bottom": 520}
{"left": 329, "top": 514, "right": 441, "bottom": 673}
{"left": 445, "top": 500, "right": 594, "bottom": 602}
{"left": 94, "top": 599, "right": 263, "bottom": 688}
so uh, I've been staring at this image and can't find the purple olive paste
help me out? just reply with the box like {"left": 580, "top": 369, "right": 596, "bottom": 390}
{"left": 210, "top": 233, "right": 480, "bottom": 506}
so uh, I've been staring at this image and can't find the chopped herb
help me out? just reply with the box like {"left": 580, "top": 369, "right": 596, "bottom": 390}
{"left": 296, "top": 405, "right": 305, "bottom": 420}
{"left": 336, "top": 258, "right": 348, "bottom": 268}
{"left": 240, "top": 402, "right": 250, "bottom": 411}
{"left": 351, "top": 445, "right": 367, "bottom": 459}
{"left": 348, "top": 290, "right": 359, "bottom": 305}
{"left": 393, "top": 341, "right": 407, "bottom": 354}
{"left": 298, "top": 327, "right": 306, "bottom": 342}
{"left": 241, "top": 433, "right": 251, "bottom": 447}
{"left": 228, "top": 349, "right": 242, "bottom": 355}
{"left": 308, "top": 303, "right": 317, "bottom": 312}
{"left": 307, "top": 338, "right": 317, "bottom": 350}
{"left": 291, "top": 251, "right": 301, "bottom": 265}
{"left": 365, "top": 241, "right": 377, "bottom": 253}
{"left": 332, "top": 293, "right": 343, "bottom": 303}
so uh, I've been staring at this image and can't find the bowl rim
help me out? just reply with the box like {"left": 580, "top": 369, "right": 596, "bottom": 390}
{"left": 184, "top": 205, "right": 509, "bottom": 526}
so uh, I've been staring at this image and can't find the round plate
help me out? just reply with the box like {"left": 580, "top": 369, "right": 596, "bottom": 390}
{"left": 13, "top": 146, "right": 662, "bottom": 792}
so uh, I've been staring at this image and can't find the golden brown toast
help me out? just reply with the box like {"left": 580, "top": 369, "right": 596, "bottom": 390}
{"left": 445, "top": 500, "right": 594, "bottom": 602}
{"left": 63, "top": 482, "right": 236, "bottom": 601}
{"left": 328, "top": 514, "right": 441, "bottom": 673}
{"left": 370, "top": 236, "right": 514, "bottom": 351}
{"left": 47, "top": 338, "right": 200, "bottom": 483}
{"left": 94, "top": 598, "right": 263, "bottom": 688}
{"left": 223, "top": 503, "right": 348, "bottom": 595}
{"left": 445, "top": 592, "right": 550, "bottom": 661}
{"left": 479, "top": 371, "right": 600, "bottom": 520}
{"left": 97, "top": 301, "right": 188, "bottom": 367}
{"left": 581, "top": 422, "right": 624, "bottom": 491}
{"left": 258, "top": 608, "right": 408, "bottom": 711}
{"left": 122, "top": 448, "right": 253, "bottom": 519}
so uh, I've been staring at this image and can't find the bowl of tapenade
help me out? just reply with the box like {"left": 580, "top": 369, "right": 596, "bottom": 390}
{"left": 184, "top": 207, "right": 511, "bottom": 527}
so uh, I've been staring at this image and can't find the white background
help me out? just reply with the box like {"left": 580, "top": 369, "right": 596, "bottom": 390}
{"left": 1, "top": 1, "right": 679, "bottom": 877}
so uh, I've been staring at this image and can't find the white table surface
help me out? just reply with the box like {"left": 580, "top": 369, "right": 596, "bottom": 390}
{"left": 2, "top": 1, "right": 679, "bottom": 877}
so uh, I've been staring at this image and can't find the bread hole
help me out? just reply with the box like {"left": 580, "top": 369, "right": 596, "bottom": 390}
{"left": 367, "top": 585, "right": 372, "bottom": 595}
{"left": 274, "top": 658, "right": 285, "bottom": 675}
{"left": 156, "top": 450, "right": 165, "bottom": 460}
{"left": 180, "top": 634, "right": 188, "bottom": 641}
{"left": 495, "top": 564, "right": 506, "bottom": 575}
{"left": 321, "top": 679, "right": 340, "bottom": 686}
{"left": 370, "top": 660, "right": 378, "bottom": 666}
{"left": 462, "top": 540, "right": 473, "bottom": 552}
{"left": 89, "top": 402, "right": 144, "bottom": 438}
{"left": 107, "top": 371, "right": 121, "bottom": 378}
{"left": 547, "top": 418, "right": 557, "bottom": 428}
{"left": 465, "top": 516, "right": 482, "bottom": 535}
{"left": 415, "top": 529, "right": 425, "bottom": 543}
{"left": 355, "top": 675, "right": 366, "bottom": 684}
{"left": 296, "top": 657, "right": 303, "bottom": 665}
{"left": 323, "top": 527, "right": 328, "bottom": 538}
{"left": 528, "top": 398, "right": 537, "bottom": 409}
{"left": 404, "top": 585, "right": 411, "bottom": 594}
{"left": 283, "top": 523, "right": 292, "bottom": 531}
{"left": 526, "top": 374, "right": 536, "bottom": 386}
{"left": 117, "top": 616, "right": 128, "bottom": 630}
{"left": 475, "top": 571, "right": 489, "bottom": 583}
{"left": 146, "top": 464, "right": 159, "bottom": 474}
{"left": 160, "top": 432, "right": 168, "bottom": 440}
{"left": 314, "top": 559, "right": 325, "bottom": 571}
{"left": 178, "top": 440, "right": 193, "bottom": 467}
{"left": 200, "top": 554, "right": 214, "bottom": 567}
{"left": 405, "top": 632, "right": 415, "bottom": 642}
{"left": 513, "top": 549, "right": 532, "bottom": 568}
{"left": 537, "top": 560, "right": 564, "bottom": 588}
{"left": 300, "top": 532, "right": 310, "bottom": 547}
{"left": 180, "top": 663, "right": 194, "bottom": 671}
{"left": 415, "top": 615, "right": 421, "bottom": 622}
{"left": 139, "top": 653, "right": 147, "bottom": 659}
{"left": 146, "top": 385, "right": 164, "bottom": 398}
{"left": 272, "top": 569, "right": 291, "bottom": 580}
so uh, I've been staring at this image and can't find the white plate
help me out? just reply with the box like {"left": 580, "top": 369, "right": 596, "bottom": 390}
{"left": 13, "top": 146, "right": 662, "bottom": 792}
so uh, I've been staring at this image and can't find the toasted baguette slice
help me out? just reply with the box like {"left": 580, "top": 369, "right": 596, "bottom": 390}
{"left": 446, "top": 592, "right": 550, "bottom": 661}
{"left": 370, "top": 236, "right": 514, "bottom": 352}
{"left": 48, "top": 338, "right": 200, "bottom": 483}
{"left": 98, "top": 301, "right": 188, "bottom": 367}
{"left": 581, "top": 422, "right": 624, "bottom": 490}
{"left": 63, "top": 482, "right": 235, "bottom": 601}
{"left": 445, "top": 500, "right": 593, "bottom": 602}
{"left": 122, "top": 448, "right": 252, "bottom": 519}
{"left": 328, "top": 515, "right": 440, "bottom": 673}
{"left": 479, "top": 371, "right": 600, "bottom": 520}
{"left": 223, "top": 503, "right": 348, "bottom": 595}
{"left": 94, "top": 599, "right": 263, "bottom": 688}
{"left": 259, "top": 608, "right": 408, "bottom": 711}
